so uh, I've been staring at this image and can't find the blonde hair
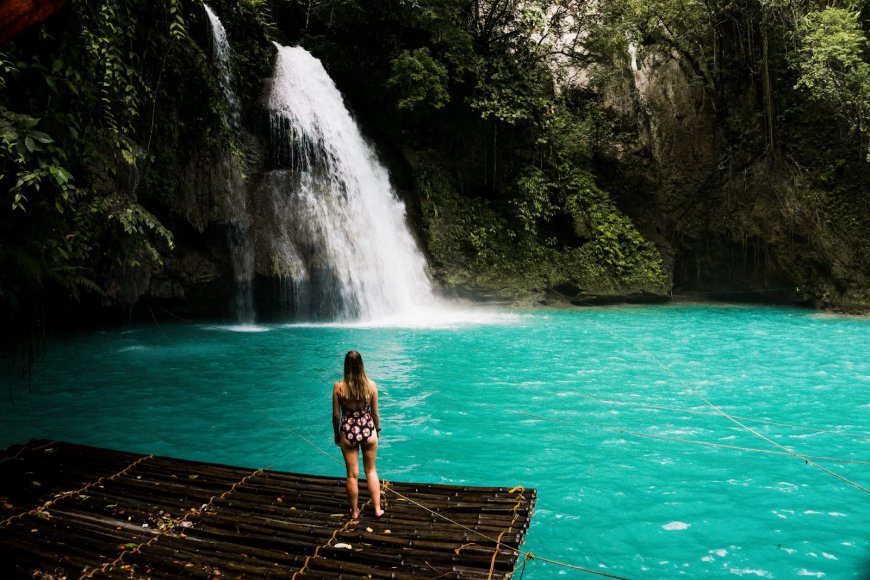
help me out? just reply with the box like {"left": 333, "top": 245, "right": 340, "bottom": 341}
{"left": 342, "top": 350, "right": 374, "bottom": 402}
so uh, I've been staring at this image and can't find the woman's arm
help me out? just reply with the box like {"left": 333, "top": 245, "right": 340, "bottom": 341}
{"left": 370, "top": 382, "right": 381, "bottom": 433}
{"left": 332, "top": 382, "right": 342, "bottom": 446}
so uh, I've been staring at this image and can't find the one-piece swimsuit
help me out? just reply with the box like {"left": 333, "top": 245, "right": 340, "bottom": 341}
{"left": 340, "top": 395, "right": 376, "bottom": 446}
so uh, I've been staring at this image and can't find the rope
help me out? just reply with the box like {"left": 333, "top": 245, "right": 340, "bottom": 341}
{"left": 80, "top": 466, "right": 267, "bottom": 579}
{"left": 226, "top": 379, "right": 626, "bottom": 577}
{"left": 0, "top": 440, "right": 57, "bottom": 465}
{"left": 386, "top": 485, "right": 625, "bottom": 578}
{"left": 274, "top": 420, "right": 623, "bottom": 578}
{"left": 597, "top": 399, "right": 870, "bottom": 440}
{"left": 596, "top": 321, "right": 870, "bottom": 495}
{"left": 486, "top": 486, "right": 525, "bottom": 579}
{"left": 1, "top": 454, "right": 154, "bottom": 528}
{"left": 387, "top": 486, "right": 521, "bottom": 555}
{"left": 514, "top": 551, "right": 530, "bottom": 579}
{"left": 285, "top": 425, "right": 346, "bottom": 466}
{"left": 290, "top": 481, "right": 386, "bottom": 578}
{"left": 480, "top": 403, "right": 870, "bottom": 465}
{"left": 524, "top": 553, "right": 629, "bottom": 578}
{"left": 229, "top": 352, "right": 867, "bottom": 580}
{"left": 694, "top": 395, "right": 870, "bottom": 494}
{"left": 616, "top": 430, "right": 870, "bottom": 466}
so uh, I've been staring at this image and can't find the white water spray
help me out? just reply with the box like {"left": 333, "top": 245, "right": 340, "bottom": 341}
{"left": 204, "top": 4, "right": 240, "bottom": 129}
{"left": 265, "top": 44, "right": 442, "bottom": 323}
{"left": 204, "top": 5, "right": 253, "bottom": 322}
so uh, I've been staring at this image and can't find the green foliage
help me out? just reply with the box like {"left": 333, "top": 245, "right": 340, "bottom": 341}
{"left": 469, "top": 59, "right": 551, "bottom": 124}
{"left": 414, "top": 153, "right": 505, "bottom": 272}
{"left": 405, "top": 0, "right": 476, "bottom": 75}
{"left": 79, "top": 2, "right": 146, "bottom": 165}
{"left": 592, "top": 0, "right": 715, "bottom": 88}
{"left": 98, "top": 195, "right": 176, "bottom": 267}
{"left": 413, "top": 148, "right": 667, "bottom": 297}
{"left": 0, "top": 108, "right": 72, "bottom": 213}
{"left": 388, "top": 47, "right": 450, "bottom": 110}
{"left": 509, "top": 167, "right": 557, "bottom": 233}
{"left": 794, "top": 8, "right": 870, "bottom": 159}
{"left": 296, "top": 1, "right": 670, "bottom": 298}
{"left": 0, "top": 0, "right": 255, "bottom": 335}
{"left": 795, "top": 8, "right": 868, "bottom": 98}
{"left": 298, "top": 0, "right": 868, "bottom": 308}
{"left": 563, "top": 171, "right": 666, "bottom": 286}
{"left": 168, "top": 0, "right": 189, "bottom": 41}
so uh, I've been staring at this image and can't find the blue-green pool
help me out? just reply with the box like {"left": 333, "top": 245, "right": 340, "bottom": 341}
{"left": 2, "top": 304, "right": 868, "bottom": 578}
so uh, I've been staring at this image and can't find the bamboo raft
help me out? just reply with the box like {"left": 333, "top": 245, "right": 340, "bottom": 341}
{"left": 0, "top": 440, "right": 536, "bottom": 578}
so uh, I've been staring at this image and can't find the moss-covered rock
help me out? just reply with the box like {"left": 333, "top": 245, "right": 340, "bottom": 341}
{"left": 409, "top": 150, "right": 670, "bottom": 303}
{"left": 596, "top": 43, "right": 870, "bottom": 312}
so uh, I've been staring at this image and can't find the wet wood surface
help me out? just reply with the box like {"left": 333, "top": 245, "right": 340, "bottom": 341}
{"left": 0, "top": 440, "right": 535, "bottom": 578}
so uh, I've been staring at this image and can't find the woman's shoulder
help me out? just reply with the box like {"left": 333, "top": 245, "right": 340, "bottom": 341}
{"left": 333, "top": 381, "right": 344, "bottom": 394}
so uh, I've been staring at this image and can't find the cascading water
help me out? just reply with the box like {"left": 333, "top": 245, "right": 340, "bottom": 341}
{"left": 204, "top": 4, "right": 240, "bottom": 129}
{"left": 264, "top": 44, "right": 441, "bottom": 323}
{"left": 204, "top": 4, "right": 254, "bottom": 323}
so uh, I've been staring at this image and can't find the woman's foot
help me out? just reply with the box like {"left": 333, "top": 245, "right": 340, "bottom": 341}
{"left": 350, "top": 508, "right": 360, "bottom": 520}
{"left": 373, "top": 507, "right": 385, "bottom": 518}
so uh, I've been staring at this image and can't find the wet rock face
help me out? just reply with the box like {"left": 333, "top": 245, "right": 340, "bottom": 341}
{"left": 147, "top": 244, "right": 233, "bottom": 318}
{"left": 176, "top": 149, "right": 248, "bottom": 235}
{"left": 626, "top": 51, "right": 717, "bottom": 203}
{"left": 598, "top": 49, "right": 869, "bottom": 312}
{"left": 136, "top": 144, "right": 252, "bottom": 316}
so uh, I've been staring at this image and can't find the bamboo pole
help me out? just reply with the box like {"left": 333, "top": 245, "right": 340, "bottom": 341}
{"left": 1, "top": 441, "right": 535, "bottom": 578}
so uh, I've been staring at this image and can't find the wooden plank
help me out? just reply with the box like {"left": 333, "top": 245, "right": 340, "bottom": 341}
{"left": 0, "top": 440, "right": 536, "bottom": 578}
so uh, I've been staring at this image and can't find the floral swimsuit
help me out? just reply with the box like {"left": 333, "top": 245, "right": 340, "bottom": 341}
{"left": 340, "top": 397, "right": 376, "bottom": 446}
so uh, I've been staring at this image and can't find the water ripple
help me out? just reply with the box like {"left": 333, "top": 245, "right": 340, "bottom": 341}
{"left": 1, "top": 304, "right": 868, "bottom": 578}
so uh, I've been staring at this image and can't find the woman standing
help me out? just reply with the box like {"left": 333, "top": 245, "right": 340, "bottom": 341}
{"left": 332, "top": 350, "right": 384, "bottom": 519}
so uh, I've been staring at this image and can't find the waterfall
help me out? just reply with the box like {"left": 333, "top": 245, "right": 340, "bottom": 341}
{"left": 204, "top": 4, "right": 240, "bottom": 129}
{"left": 265, "top": 44, "right": 440, "bottom": 322}
{"left": 204, "top": 4, "right": 254, "bottom": 323}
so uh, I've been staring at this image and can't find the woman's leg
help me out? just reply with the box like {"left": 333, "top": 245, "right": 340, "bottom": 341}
{"left": 339, "top": 438, "right": 360, "bottom": 518}
{"left": 362, "top": 435, "right": 383, "bottom": 517}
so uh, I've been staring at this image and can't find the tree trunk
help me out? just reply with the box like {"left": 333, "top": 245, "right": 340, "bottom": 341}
{"left": 761, "top": 25, "right": 779, "bottom": 162}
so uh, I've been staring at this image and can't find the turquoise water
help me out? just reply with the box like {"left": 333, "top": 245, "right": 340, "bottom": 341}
{"left": 2, "top": 304, "right": 868, "bottom": 578}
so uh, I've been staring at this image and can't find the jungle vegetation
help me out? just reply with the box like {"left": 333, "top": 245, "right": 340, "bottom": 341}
{"left": 1, "top": 0, "right": 868, "bottom": 350}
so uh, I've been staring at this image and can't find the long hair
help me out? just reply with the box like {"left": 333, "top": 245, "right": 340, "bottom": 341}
{"left": 343, "top": 350, "right": 373, "bottom": 402}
